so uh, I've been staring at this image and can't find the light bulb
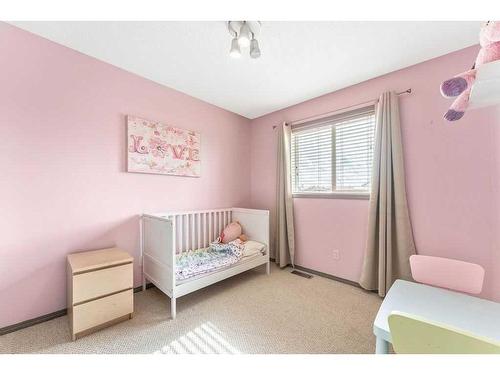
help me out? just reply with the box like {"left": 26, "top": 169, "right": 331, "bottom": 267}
{"left": 250, "top": 37, "right": 261, "bottom": 59}
{"left": 238, "top": 22, "right": 251, "bottom": 48}
{"left": 229, "top": 37, "right": 241, "bottom": 58}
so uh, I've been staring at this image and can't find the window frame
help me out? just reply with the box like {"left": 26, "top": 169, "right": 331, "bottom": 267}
{"left": 290, "top": 105, "right": 376, "bottom": 200}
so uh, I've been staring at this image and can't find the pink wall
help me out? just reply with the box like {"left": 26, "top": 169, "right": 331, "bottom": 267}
{"left": 250, "top": 45, "right": 500, "bottom": 301}
{"left": 493, "top": 111, "right": 500, "bottom": 299}
{"left": 0, "top": 23, "right": 252, "bottom": 328}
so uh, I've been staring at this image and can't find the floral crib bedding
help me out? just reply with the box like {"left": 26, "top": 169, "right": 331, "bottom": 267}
{"left": 175, "top": 240, "right": 245, "bottom": 282}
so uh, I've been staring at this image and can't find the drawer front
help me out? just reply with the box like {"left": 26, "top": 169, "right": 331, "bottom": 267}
{"left": 73, "top": 263, "right": 133, "bottom": 304}
{"left": 73, "top": 289, "right": 133, "bottom": 334}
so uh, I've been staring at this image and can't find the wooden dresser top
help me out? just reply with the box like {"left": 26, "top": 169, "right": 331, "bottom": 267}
{"left": 67, "top": 247, "right": 133, "bottom": 274}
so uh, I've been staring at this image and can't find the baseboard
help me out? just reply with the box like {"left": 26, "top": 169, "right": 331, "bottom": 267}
{"left": 292, "top": 264, "right": 362, "bottom": 289}
{"left": 0, "top": 282, "right": 155, "bottom": 336}
{"left": 0, "top": 308, "right": 68, "bottom": 336}
{"left": 270, "top": 258, "right": 362, "bottom": 289}
{"left": 133, "top": 282, "right": 155, "bottom": 293}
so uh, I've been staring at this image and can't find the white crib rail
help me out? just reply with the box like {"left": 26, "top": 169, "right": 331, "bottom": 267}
{"left": 154, "top": 208, "right": 233, "bottom": 254}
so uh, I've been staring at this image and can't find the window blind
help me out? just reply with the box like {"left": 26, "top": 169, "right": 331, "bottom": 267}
{"left": 291, "top": 106, "right": 376, "bottom": 194}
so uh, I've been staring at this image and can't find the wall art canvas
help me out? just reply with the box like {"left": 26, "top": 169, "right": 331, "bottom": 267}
{"left": 127, "top": 115, "right": 201, "bottom": 177}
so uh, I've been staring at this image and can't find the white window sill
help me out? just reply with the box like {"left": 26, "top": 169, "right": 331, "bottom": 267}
{"left": 292, "top": 192, "right": 370, "bottom": 200}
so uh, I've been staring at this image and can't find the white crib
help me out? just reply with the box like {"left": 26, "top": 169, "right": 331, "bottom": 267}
{"left": 140, "top": 207, "right": 270, "bottom": 319}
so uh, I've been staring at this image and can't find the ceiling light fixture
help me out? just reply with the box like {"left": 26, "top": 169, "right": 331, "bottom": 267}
{"left": 250, "top": 33, "right": 261, "bottom": 59}
{"left": 229, "top": 36, "right": 241, "bottom": 58}
{"left": 238, "top": 22, "right": 251, "bottom": 48}
{"left": 227, "top": 21, "right": 261, "bottom": 59}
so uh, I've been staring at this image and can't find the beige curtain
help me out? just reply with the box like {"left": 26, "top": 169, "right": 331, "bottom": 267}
{"left": 275, "top": 122, "right": 295, "bottom": 267}
{"left": 359, "top": 91, "right": 416, "bottom": 297}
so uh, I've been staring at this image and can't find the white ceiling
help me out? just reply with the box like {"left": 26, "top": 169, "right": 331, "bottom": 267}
{"left": 10, "top": 21, "right": 480, "bottom": 119}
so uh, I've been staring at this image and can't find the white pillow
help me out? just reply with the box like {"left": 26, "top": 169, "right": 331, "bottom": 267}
{"left": 242, "top": 240, "right": 266, "bottom": 257}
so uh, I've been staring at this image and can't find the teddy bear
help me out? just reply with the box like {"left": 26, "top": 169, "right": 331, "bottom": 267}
{"left": 440, "top": 21, "right": 500, "bottom": 121}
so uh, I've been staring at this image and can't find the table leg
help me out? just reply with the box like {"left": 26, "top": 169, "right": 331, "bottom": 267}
{"left": 375, "top": 336, "right": 389, "bottom": 354}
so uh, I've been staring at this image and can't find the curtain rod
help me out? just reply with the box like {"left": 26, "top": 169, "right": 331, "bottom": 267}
{"left": 272, "top": 88, "right": 412, "bottom": 129}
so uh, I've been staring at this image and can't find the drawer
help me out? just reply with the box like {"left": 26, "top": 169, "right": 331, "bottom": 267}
{"left": 73, "top": 263, "right": 133, "bottom": 304}
{"left": 73, "top": 289, "right": 133, "bottom": 334}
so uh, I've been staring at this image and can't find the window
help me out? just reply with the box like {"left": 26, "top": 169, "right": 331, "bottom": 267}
{"left": 291, "top": 106, "right": 376, "bottom": 197}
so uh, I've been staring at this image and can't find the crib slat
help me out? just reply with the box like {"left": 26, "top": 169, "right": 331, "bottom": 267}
{"left": 191, "top": 214, "right": 195, "bottom": 251}
{"left": 193, "top": 213, "right": 196, "bottom": 249}
{"left": 179, "top": 215, "right": 183, "bottom": 253}
{"left": 184, "top": 214, "right": 189, "bottom": 251}
{"left": 214, "top": 212, "right": 217, "bottom": 242}
{"left": 182, "top": 214, "right": 186, "bottom": 252}
{"left": 215, "top": 212, "right": 218, "bottom": 238}
{"left": 213, "top": 212, "right": 216, "bottom": 240}
{"left": 214, "top": 212, "right": 217, "bottom": 240}
{"left": 185, "top": 214, "right": 188, "bottom": 251}
{"left": 178, "top": 215, "right": 181, "bottom": 253}
{"left": 189, "top": 214, "right": 196, "bottom": 250}
{"left": 197, "top": 213, "right": 201, "bottom": 249}
{"left": 213, "top": 212, "right": 219, "bottom": 241}
{"left": 185, "top": 215, "right": 188, "bottom": 253}
{"left": 207, "top": 212, "right": 210, "bottom": 246}
{"left": 186, "top": 214, "right": 190, "bottom": 251}
{"left": 203, "top": 213, "right": 207, "bottom": 247}
{"left": 208, "top": 213, "right": 212, "bottom": 244}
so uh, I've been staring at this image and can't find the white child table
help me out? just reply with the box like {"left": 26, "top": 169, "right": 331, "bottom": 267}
{"left": 373, "top": 279, "right": 500, "bottom": 354}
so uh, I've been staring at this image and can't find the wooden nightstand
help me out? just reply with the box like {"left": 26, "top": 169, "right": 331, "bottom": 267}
{"left": 67, "top": 247, "right": 134, "bottom": 341}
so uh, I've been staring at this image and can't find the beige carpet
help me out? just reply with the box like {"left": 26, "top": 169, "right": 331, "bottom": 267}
{"left": 0, "top": 265, "right": 382, "bottom": 354}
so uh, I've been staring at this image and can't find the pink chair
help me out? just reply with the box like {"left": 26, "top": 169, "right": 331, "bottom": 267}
{"left": 409, "top": 255, "right": 485, "bottom": 294}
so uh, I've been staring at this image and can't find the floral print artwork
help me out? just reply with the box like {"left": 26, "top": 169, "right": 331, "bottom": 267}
{"left": 127, "top": 116, "right": 201, "bottom": 177}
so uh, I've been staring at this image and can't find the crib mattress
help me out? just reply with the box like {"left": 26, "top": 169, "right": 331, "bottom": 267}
{"left": 175, "top": 252, "right": 264, "bottom": 285}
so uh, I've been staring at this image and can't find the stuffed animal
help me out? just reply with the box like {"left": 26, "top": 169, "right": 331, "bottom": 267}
{"left": 441, "top": 21, "right": 500, "bottom": 121}
{"left": 218, "top": 221, "right": 248, "bottom": 243}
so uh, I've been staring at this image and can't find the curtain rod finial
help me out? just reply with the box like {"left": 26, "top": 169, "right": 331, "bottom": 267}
{"left": 273, "top": 123, "right": 289, "bottom": 130}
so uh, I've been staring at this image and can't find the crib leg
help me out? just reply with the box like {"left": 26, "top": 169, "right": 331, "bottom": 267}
{"left": 266, "top": 261, "right": 270, "bottom": 275}
{"left": 170, "top": 297, "right": 176, "bottom": 319}
{"left": 142, "top": 275, "right": 147, "bottom": 291}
